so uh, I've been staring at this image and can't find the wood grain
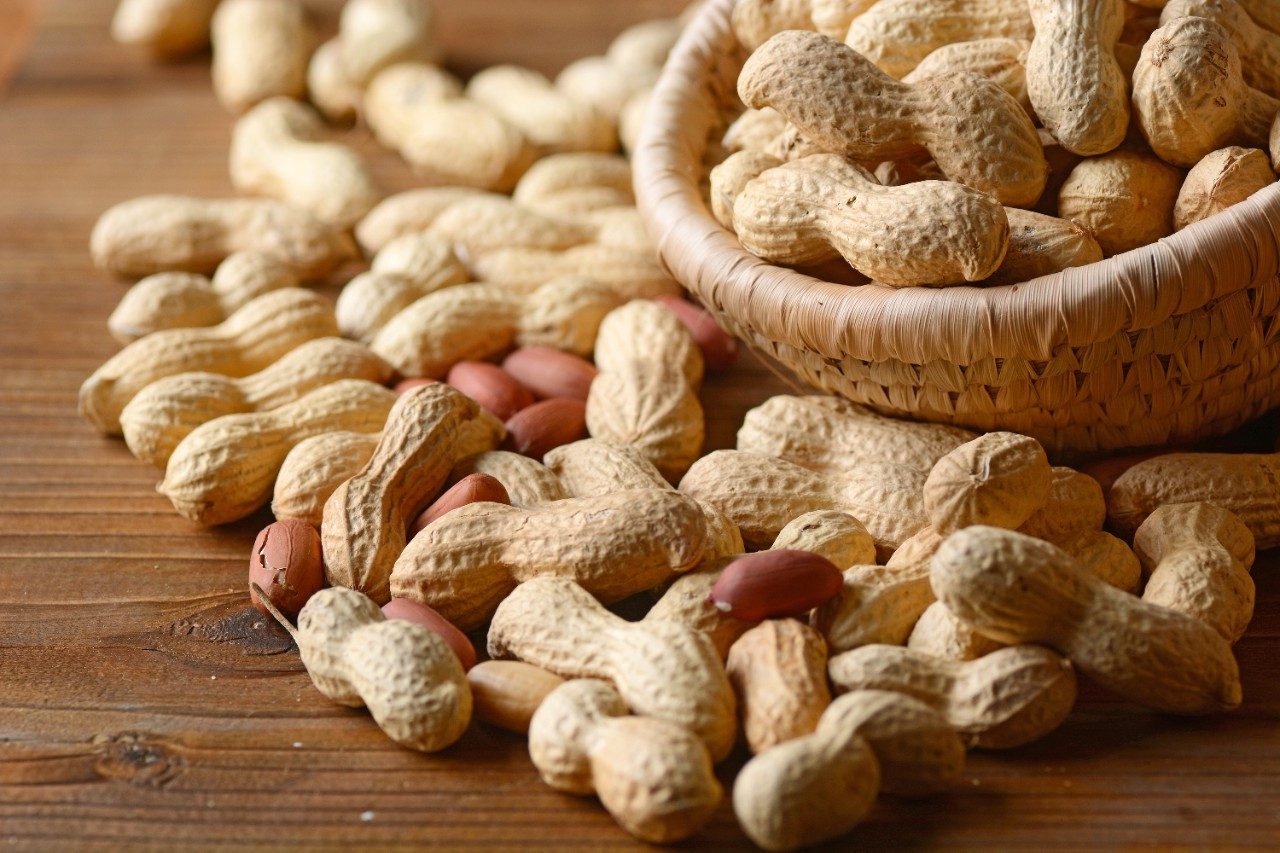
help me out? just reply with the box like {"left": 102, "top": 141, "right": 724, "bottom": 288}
{"left": 1, "top": 0, "right": 1279, "bottom": 848}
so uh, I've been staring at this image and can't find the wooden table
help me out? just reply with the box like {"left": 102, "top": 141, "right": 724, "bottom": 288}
{"left": 2, "top": 1, "right": 1279, "bottom": 847}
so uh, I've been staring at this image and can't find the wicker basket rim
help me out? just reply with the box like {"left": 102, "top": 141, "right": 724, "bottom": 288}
{"left": 633, "top": 0, "right": 1280, "bottom": 367}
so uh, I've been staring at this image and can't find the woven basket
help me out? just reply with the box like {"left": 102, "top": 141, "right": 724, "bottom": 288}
{"left": 633, "top": 0, "right": 1280, "bottom": 456}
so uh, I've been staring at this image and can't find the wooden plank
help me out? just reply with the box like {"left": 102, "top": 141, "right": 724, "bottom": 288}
{"left": 1, "top": 0, "right": 1279, "bottom": 848}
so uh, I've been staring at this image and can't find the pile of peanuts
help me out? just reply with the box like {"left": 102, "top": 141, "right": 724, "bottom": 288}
{"left": 714, "top": 0, "right": 1280, "bottom": 286}
{"left": 85, "top": 0, "right": 1276, "bottom": 848}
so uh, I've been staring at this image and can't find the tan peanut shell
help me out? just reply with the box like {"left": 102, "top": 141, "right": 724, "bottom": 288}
{"left": 1017, "top": 466, "right": 1106, "bottom": 545}
{"left": 449, "top": 450, "right": 568, "bottom": 508}
{"left": 468, "top": 243, "right": 680, "bottom": 300}
{"left": 528, "top": 680, "right": 722, "bottom": 843}
{"left": 1108, "top": 450, "right": 1280, "bottom": 547}
{"left": 587, "top": 300, "right": 705, "bottom": 479}
{"left": 727, "top": 620, "right": 831, "bottom": 753}
{"left": 272, "top": 431, "right": 379, "bottom": 525}
{"left": 468, "top": 660, "right": 564, "bottom": 733}
{"left": 1132, "top": 16, "right": 1278, "bottom": 166}
{"left": 363, "top": 62, "right": 464, "bottom": 150}
{"left": 355, "top": 186, "right": 487, "bottom": 254}
{"left": 772, "top": 509, "right": 876, "bottom": 568}
{"left": 739, "top": 32, "right": 1046, "bottom": 206}
{"left": 582, "top": 206, "right": 652, "bottom": 254}
{"left": 335, "top": 233, "right": 470, "bottom": 343}
{"left": 931, "top": 526, "right": 1243, "bottom": 714}
{"left": 1057, "top": 150, "right": 1184, "bottom": 255}
{"left": 555, "top": 56, "right": 658, "bottom": 122}
{"left": 90, "top": 195, "right": 354, "bottom": 278}
{"left": 1161, "top": 0, "right": 1280, "bottom": 98}
{"left": 427, "top": 195, "right": 594, "bottom": 257}
{"left": 924, "top": 432, "right": 1052, "bottom": 532}
{"left": 828, "top": 643, "right": 1077, "bottom": 748}
{"left": 1068, "top": 530, "right": 1144, "bottom": 592}
{"left": 605, "top": 16, "right": 682, "bottom": 72}
{"left": 681, "top": 449, "right": 928, "bottom": 557}
{"left": 230, "top": 97, "right": 380, "bottom": 227}
{"left": 544, "top": 438, "right": 670, "bottom": 498}
{"left": 618, "top": 87, "right": 654, "bottom": 156}
{"left": 307, "top": 38, "right": 359, "bottom": 123}
{"left": 322, "top": 383, "right": 492, "bottom": 603}
{"left": 337, "top": 0, "right": 438, "bottom": 87}
{"left": 111, "top": 0, "right": 218, "bottom": 58}
{"left": 733, "top": 154, "right": 1010, "bottom": 285}
{"left": 1025, "top": 0, "right": 1129, "bottom": 156}
{"left": 389, "top": 97, "right": 538, "bottom": 192}
{"left": 1134, "top": 502, "right": 1256, "bottom": 643}
{"left": 467, "top": 65, "right": 617, "bottom": 155}
{"left": 1174, "top": 146, "right": 1276, "bottom": 229}
{"left": 488, "top": 576, "right": 738, "bottom": 761}
{"left": 80, "top": 288, "right": 337, "bottom": 435}
{"left": 732, "top": 0, "right": 820, "bottom": 49}
{"left": 159, "top": 379, "right": 394, "bottom": 525}
{"left": 722, "top": 107, "right": 789, "bottom": 154}
{"left": 812, "top": 561, "right": 934, "bottom": 653}
{"left": 371, "top": 279, "right": 617, "bottom": 378}
{"left": 907, "top": 602, "right": 1006, "bottom": 661}
{"left": 709, "top": 150, "right": 781, "bottom": 230}
{"left": 825, "top": 689, "right": 966, "bottom": 796}
{"left": 210, "top": 0, "right": 312, "bottom": 112}
{"left": 986, "top": 208, "right": 1103, "bottom": 284}
{"left": 108, "top": 252, "right": 299, "bottom": 343}
{"left": 737, "top": 395, "right": 976, "bottom": 473}
{"left": 288, "top": 587, "right": 470, "bottom": 751}
{"left": 390, "top": 489, "right": 708, "bottom": 631}
{"left": 843, "top": 0, "right": 1035, "bottom": 78}
{"left": 733, "top": 714, "right": 880, "bottom": 851}
{"left": 120, "top": 336, "right": 392, "bottom": 467}
{"left": 511, "top": 152, "right": 635, "bottom": 217}
{"left": 904, "top": 38, "right": 1033, "bottom": 116}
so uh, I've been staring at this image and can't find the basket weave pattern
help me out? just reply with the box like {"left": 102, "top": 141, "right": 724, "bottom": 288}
{"left": 633, "top": 0, "right": 1280, "bottom": 455}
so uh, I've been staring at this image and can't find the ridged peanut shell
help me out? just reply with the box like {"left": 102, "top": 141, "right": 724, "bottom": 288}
{"left": 923, "top": 432, "right": 1052, "bottom": 532}
{"left": 1174, "top": 145, "right": 1276, "bottom": 229}
{"left": 469, "top": 243, "right": 679, "bottom": 300}
{"left": 467, "top": 65, "right": 617, "bottom": 155}
{"left": 931, "top": 526, "right": 1243, "bottom": 714}
{"left": 390, "top": 488, "right": 707, "bottom": 630}
{"left": 825, "top": 689, "right": 966, "bottom": 796}
{"left": 737, "top": 395, "right": 975, "bottom": 473}
{"left": 488, "top": 577, "right": 738, "bottom": 761}
{"left": 844, "top": 0, "right": 1034, "bottom": 78}
{"left": 90, "top": 195, "right": 354, "bottom": 277}
{"left": 1108, "top": 451, "right": 1280, "bottom": 547}
{"left": 370, "top": 284, "right": 522, "bottom": 378}
{"left": 81, "top": 288, "right": 338, "bottom": 435}
{"left": 733, "top": 154, "right": 1010, "bottom": 285}
{"left": 121, "top": 337, "right": 391, "bottom": 467}
{"left": 1058, "top": 150, "right": 1184, "bottom": 255}
{"left": 727, "top": 620, "right": 831, "bottom": 753}
{"left": 322, "top": 383, "right": 487, "bottom": 603}
{"left": 681, "top": 449, "right": 928, "bottom": 557}
{"left": 1025, "top": 0, "right": 1130, "bottom": 156}
{"left": 449, "top": 450, "right": 568, "bottom": 507}
{"left": 739, "top": 30, "right": 1046, "bottom": 205}
{"left": 273, "top": 430, "right": 380, "bottom": 525}
{"left": 1134, "top": 502, "right": 1256, "bottom": 643}
{"left": 907, "top": 602, "right": 1006, "bottom": 662}
{"left": 905, "top": 38, "right": 1032, "bottom": 116}
{"left": 544, "top": 438, "right": 670, "bottom": 498}
{"left": 159, "top": 379, "right": 394, "bottom": 525}
{"left": 828, "top": 643, "right": 1077, "bottom": 748}
{"left": 985, "top": 208, "right": 1103, "bottom": 284}
{"left": 355, "top": 186, "right": 487, "bottom": 254}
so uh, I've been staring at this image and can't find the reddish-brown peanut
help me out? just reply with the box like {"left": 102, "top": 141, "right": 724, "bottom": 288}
{"left": 503, "top": 397, "right": 587, "bottom": 458}
{"left": 447, "top": 361, "right": 535, "bottom": 420}
{"left": 382, "top": 597, "right": 478, "bottom": 670}
{"left": 409, "top": 473, "right": 511, "bottom": 535}
{"left": 710, "top": 550, "right": 844, "bottom": 621}
{"left": 249, "top": 519, "right": 325, "bottom": 618}
{"left": 502, "top": 346, "right": 599, "bottom": 401}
